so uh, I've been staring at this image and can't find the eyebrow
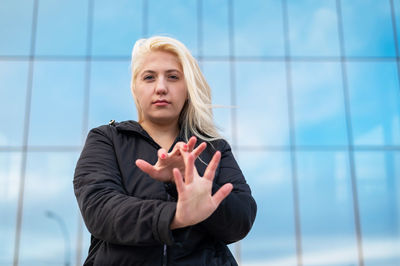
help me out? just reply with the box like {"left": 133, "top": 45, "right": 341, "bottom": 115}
{"left": 141, "top": 69, "right": 181, "bottom": 75}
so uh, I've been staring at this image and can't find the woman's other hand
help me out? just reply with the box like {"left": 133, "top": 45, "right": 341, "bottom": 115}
{"left": 170, "top": 150, "right": 233, "bottom": 229}
{"left": 135, "top": 136, "right": 206, "bottom": 183}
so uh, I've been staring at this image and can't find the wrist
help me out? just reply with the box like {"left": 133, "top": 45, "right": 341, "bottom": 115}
{"left": 170, "top": 216, "right": 185, "bottom": 230}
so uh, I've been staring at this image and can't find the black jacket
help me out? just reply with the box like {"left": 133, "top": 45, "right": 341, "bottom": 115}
{"left": 73, "top": 120, "right": 257, "bottom": 266}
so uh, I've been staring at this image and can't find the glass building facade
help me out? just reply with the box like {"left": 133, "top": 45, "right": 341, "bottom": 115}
{"left": 1, "top": 0, "right": 399, "bottom": 265}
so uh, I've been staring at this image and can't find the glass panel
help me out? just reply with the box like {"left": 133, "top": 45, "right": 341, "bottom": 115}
{"left": 0, "top": 0, "right": 33, "bottom": 56}
{"left": 89, "top": 61, "right": 137, "bottom": 130}
{"left": 341, "top": 0, "right": 396, "bottom": 57}
{"left": 29, "top": 61, "right": 85, "bottom": 146}
{"left": 79, "top": 225, "right": 91, "bottom": 265}
{"left": 202, "top": 0, "right": 229, "bottom": 57}
{"left": 395, "top": 0, "right": 400, "bottom": 44}
{"left": 355, "top": 151, "right": 400, "bottom": 265}
{"left": 235, "top": 62, "right": 289, "bottom": 146}
{"left": 347, "top": 62, "right": 400, "bottom": 146}
{"left": 35, "top": 0, "right": 88, "bottom": 56}
{"left": 0, "top": 61, "right": 29, "bottom": 146}
{"left": 92, "top": 0, "right": 142, "bottom": 56}
{"left": 297, "top": 151, "right": 358, "bottom": 265}
{"left": 234, "top": 0, "right": 284, "bottom": 56}
{"left": 202, "top": 62, "right": 232, "bottom": 142}
{"left": 148, "top": 0, "right": 198, "bottom": 56}
{"left": 291, "top": 62, "right": 348, "bottom": 146}
{"left": 287, "top": 0, "right": 340, "bottom": 56}
{"left": 18, "top": 152, "right": 81, "bottom": 266}
{"left": 0, "top": 152, "right": 22, "bottom": 265}
{"left": 239, "top": 151, "right": 297, "bottom": 265}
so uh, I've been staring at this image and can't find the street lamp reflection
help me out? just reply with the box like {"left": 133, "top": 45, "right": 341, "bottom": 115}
{"left": 45, "top": 210, "right": 71, "bottom": 266}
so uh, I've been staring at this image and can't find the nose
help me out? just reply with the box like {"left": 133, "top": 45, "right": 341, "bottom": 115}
{"left": 155, "top": 77, "right": 167, "bottom": 95}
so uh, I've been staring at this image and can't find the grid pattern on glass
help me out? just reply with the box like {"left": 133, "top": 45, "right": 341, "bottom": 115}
{"left": 202, "top": 62, "right": 232, "bottom": 143}
{"left": 0, "top": 61, "right": 29, "bottom": 147}
{"left": 239, "top": 151, "right": 297, "bottom": 265}
{"left": 341, "top": 0, "right": 397, "bottom": 57}
{"left": 18, "top": 152, "right": 80, "bottom": 266}
{"left": 34, "top": 0, "right": 88, "bottom": 56}
{"left": 355, "top": 151, "right": 400, "bottom": 265}
{"left": 0, "top": 153, "right": 21, "bottom": 266}
{"left": 91, "top": 0, "right": 142, "bottom": 56}
{"left": 0, "top": 0, "right": 399, "bottom": 265}
{"left": 297, "top": 151, "right": 358, "bottom": 266}
{"left": 291, "top": 62, "right": 348, "bottom": 146}
{"left": 347, "top": 61, "right": 400, "bottom": 146}
{"left": 28, "top": 61, "right": 85, "bottom": 146}
{"left": 233, "top": 0, "right": 284, "bottom": 57}
{"left": 287, "top": 0, "right": 340, "bottom": 57}
{"left": 88, "top": 60, "right": 136, "bottom": 130}
{"left": 147, "top": 0, "right": 198, "bottom": 55}
{"left": 235, "top": 61, "right": 289, "bottom": 147}
{"left": 0, "top": 0, "right": 34, "bottom": 56}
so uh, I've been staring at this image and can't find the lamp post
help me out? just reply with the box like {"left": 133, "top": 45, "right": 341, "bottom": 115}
{"left": 45, "top": 210, "right": 71, "bottom": 266}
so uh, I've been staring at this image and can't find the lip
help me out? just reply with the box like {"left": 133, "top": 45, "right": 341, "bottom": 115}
{"left": 152, "top": 99, "right": 170, "bottom": 106}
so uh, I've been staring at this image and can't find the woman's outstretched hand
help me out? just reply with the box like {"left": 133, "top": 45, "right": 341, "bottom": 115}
{"left": 135, "top": 136, "right": 206, "bottom": 183}
{"left": 170, "top": 150, "right": 233, "bottom": 229}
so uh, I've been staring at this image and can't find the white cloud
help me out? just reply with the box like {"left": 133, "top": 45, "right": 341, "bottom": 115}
{"left": 0, "top": 153, "right": 21, "bottom": 202}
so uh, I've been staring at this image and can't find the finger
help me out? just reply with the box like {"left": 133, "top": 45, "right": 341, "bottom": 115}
{"left": 184, "top": 153, "right": 195, "bottom": 184}
{"left": 187, "top": 136, "right": 197, "bottom": 152}
{"left": 136, "top": 159, "right": 157, "bottom": 176}
{"left": 203, "top": 151, "right": 221, "bottom": 181}
{"left": 173, "top": 168, "right": 185, "bottom": 193}
{"left": 157, "top": 148, "right": 168, "bottom": 160}
{"left": 171, "top": 142, "right": 185, "bottom": 154}
{"left": 212, "top": 183, "right": 233, "bottom": 206}
{"left": 192, "top": 142, "right": 207, "bottom": 158}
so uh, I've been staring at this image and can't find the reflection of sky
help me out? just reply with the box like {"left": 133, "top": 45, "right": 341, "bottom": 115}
{"left": 89, "top": 60, "right": 136, "bottom": 129}
{"left": 1, "top": 0, "right": 400, "bottom": 265}
{"left": 292, "top": 62, "right": 348, "bottom": 145}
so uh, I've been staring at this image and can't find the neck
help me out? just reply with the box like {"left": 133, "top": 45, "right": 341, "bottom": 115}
{"left": 140, "top": 119, "right": 180, "bottom": 150}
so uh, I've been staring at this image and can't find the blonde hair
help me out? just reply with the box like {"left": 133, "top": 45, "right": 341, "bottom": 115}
{"left": 130, "top": 36, "right": 221, "bottom": 142}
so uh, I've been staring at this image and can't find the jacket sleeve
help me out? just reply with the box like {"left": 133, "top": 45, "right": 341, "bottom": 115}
{"left": 199, "top": 140, "right": 257, "bottom": 244}
{"left": 73, "top": 126, "right": 176, "bottom": 246}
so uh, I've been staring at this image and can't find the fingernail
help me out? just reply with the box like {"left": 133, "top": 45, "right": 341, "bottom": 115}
{"left": 161, "top": 154, "right": 166, "bottom": 159}
{"left": 183, "top": 144, "right": 188, "bottom": 150}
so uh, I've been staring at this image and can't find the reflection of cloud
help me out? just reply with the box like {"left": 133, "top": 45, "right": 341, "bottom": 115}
{"left": 236, "top": 62, "right": 289, "bottom": 146}
{"left": 0, "top": 132, "right": 8, "bottom": 146}
{"left": 242, "top": 237, "right": 400, "bottom": 266}
{"left": 25, "top": 172, "right": 70, "bottom": 202}
{"left": 20, "top": 232, "right": 68, "bottom": 263}
{"left": 289, "top": 6, "right": 339, "bottom": 55}
{"left": 354, "top": 116, "right": 400, "bottom": 145}
{"left": 0, "top": 153, "right": 21, "bottom": 202}
{"left": 238, "top": 151, "right": 290, "bottom": 187}
{"left": 334, "top": 152, "right": 349, "bottom": 202}
{"left": 355, "top": 125, "right": 384, "bottom": 145}
{"left": 25, "top": 155, "right": 74, "bottom": 202}
{"left": 292, "top": 62, "right": 344, "bottom": 126}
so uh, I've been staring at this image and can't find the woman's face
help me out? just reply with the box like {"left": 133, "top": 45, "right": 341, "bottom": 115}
{"left": 134, "top": 51, "right": 188, "bottom": 126}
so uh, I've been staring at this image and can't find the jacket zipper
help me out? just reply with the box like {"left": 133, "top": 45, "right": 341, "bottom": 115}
{"left": 162, "top": 244, "right": 167, "bottom": 266}
{"left": 162, "top": 193, "right": 172, "bottom": 266}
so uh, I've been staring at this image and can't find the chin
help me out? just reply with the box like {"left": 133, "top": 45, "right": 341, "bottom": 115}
{"left": 150, "top": 115, "right": 179, "bottom": 125}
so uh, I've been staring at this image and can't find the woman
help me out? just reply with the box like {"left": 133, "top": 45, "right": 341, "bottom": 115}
{"left": 74, "top": 36, "right": 257, "bottom": 266}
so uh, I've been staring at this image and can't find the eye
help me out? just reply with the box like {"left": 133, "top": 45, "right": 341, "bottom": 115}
{"left": 143, "top": 75, "right": 154, "bottom": 81}
{"left": 168, "top": 74, "right": 179, "bottom": 80}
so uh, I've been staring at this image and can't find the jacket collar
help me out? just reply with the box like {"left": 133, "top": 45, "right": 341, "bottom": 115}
{"left": 115, "top": 120, "right": 146, "bottom": 134}
{"left": 114, "top": 120, "right": 189, "bottom": 142}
